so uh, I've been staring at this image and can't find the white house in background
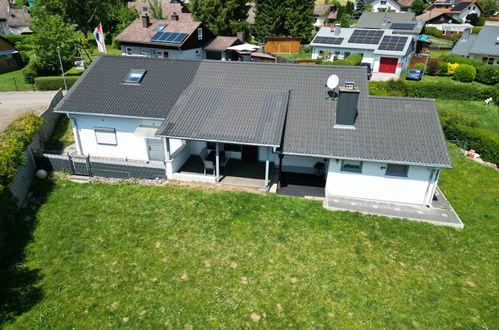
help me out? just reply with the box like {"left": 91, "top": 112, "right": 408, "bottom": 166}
{"left": 362, "top": 0, "right": 419, "bottom": 12}
{"left": 311, "top": 26, "right": 413, "bottom": 75}
{"left": 54, "top": 55, "right": 451, "bottom": 208}
{"left": 451, "top": 26, "right": 499, "bottom": 65}
{"left": 422, "top": 0, "right": 483, "bottom": 22}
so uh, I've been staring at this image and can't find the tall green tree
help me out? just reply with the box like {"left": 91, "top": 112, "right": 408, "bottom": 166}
{"left": 21, "top": 6, "right": 82, "bottom": 75}
{"left": 284, "top": 0, "right": 315, "bottom": 41}
{"left": 410, "top": 0, "right": 427, "bottom": 15}
{"left": 478, "top": 0, "right": 497, "bottom": 15}
{"left": 191, "top": 0, "right": 249, "bottom": 35}
{"left": 252, "top": 0, "right": 287, "bottom": 41}
{"left": 148, "top": 0, "right": 164, "bottom": 19}
{"left": 351, "top": 0, "right": 365, "bottom": 19}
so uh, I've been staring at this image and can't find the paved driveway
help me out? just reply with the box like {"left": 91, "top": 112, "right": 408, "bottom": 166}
{"left": 0, "top": 91, "right": 58, "bottom": 131}
{"left": 371, "top": 72, "right": 400, "bottom": 81}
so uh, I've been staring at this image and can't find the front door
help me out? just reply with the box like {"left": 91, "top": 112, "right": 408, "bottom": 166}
{"left": 147, "top": 138, "right": 165, "bottom": 162}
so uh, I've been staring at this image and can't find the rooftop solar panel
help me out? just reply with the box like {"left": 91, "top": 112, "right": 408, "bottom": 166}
{"left": 150, "top": 32, "right": 163, "bottom": 41}
{"left": 348, "top": 29, "right": 384, "bottom": 44}
{"left": 451, "top": 1, "right": 471, "bottom": 11}
{"left": 313, "top": 36, "right": 344, "bottom": 45}
{"left": 390, "top": 23, "right": 416, "bottom": 30}
{"left": 159, "top": 32, "right": 172, "bottom": 41}
{"left": 378, "top": 35, "right": 409, "bottom": 51}
{"left": 172, "top": 33, "right": 188, "bottom": 43}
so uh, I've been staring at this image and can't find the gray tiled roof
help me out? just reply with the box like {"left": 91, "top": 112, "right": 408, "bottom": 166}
{"left": 451, "top": 26, "right": 499, "bottom": 57}
{"left": 450, "top": 33, "right": 477, "bottom": 56}
{"left": 355, "top": 12, "right": 423, "bottom": 34}
{"left": 56, "top": 55, "right": 451, "bottom": 168}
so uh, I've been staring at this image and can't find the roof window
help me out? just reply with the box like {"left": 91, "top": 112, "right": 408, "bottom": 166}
{"left": 154, "top": 24, "right": 166, "bottom": 32}
{"left": 124, "top": 69, "right": 146, "bottom": 83}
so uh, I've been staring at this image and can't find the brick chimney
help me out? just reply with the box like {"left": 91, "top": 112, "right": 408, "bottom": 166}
{"left": 142, "top": 14, "right": 151, "bottom": 28}
{"left": 171, "top": 12, "right": 179, "bottom": 21}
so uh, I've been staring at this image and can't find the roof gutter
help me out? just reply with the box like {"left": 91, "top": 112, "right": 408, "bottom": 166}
{"left": 158, "top": 135, "right": 280, "bottom": 148}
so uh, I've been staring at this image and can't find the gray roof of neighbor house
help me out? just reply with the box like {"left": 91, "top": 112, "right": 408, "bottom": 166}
{"left": 55, "top": 55, "right": 451, "bottom": 168}
{"left": 204, "top": 36, "right": 241, "bottom": 51}
{"left": 0, "top": 0, "right": 31, "bottom": 28}
{"left": 451, "top": 26, "right": 499, "bottom": 57}
{"left": 355, "top": 12, "right": 424, "bottom": 34}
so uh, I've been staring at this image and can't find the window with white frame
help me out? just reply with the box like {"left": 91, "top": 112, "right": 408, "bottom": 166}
{"left": 94, "top": 128, "right": 117, "bottom": 145}
{"left": 341, "top": 160, "right": 363, "bottom": 173}
{"left": 385, "top": 164, "right": 409, "bottom": 177}
{"left": 197, "top": 27, "right": 203, "bottom": 40}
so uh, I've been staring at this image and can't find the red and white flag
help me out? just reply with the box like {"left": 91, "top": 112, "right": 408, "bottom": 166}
{"left": 93, "top": 23, "right": 107, "bottom": 54}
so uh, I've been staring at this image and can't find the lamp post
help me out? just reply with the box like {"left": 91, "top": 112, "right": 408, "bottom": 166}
{"left": 56, "top": 46, "right": 68, "bottom": 91}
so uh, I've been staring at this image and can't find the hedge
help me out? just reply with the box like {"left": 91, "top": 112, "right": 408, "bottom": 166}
{"left": 319, "top": 53, "right": 363, "bottom": 66}
{"left": 0, "top": 114, "right": 44, "bottom": 261}
{"left": 453, "top": 64, "right": 476, "bottom": 82}
{"left": 1, "top": 33, "right": 29, "bottom": 45}
{"left": 441, "top": 54, "right": 485, "bottom": 68}
{"left": 475, "top": 65, "right": 499, "bottom": 85}
{"left": 34, "top": 76, "right": 80, "bottom": 90}
{"left": 64, "top": 67, "right": 85, "bottom": 76}
{"left": 368, "top": 79, "right": 499, "bottom": 104}
{"left": 438, "top": 109, "right": 499, "bottom": 164}
{"left": 425, "top": 26, "right": 442, "bottom": 38}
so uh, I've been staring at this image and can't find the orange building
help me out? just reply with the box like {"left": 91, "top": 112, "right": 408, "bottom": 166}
{"left": 264, "top": 37, "right": 302, "bottom": 54}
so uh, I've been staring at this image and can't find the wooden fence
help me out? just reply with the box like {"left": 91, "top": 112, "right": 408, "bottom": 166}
{"left": 10, "top": 89, "right": 63, "bottom": 207}
{"left": 409, "top": 57, "right": 443, "bottom": 68}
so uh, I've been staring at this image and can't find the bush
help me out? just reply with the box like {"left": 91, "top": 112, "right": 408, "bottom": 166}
{"left": 427, "top": 61, "right": 439, "bottom": 76}
{"left": 475, "top": 65, "right": 499, "bottom": 85}
{"left": 64, "top": 67, "right": 85, "bottom": 76}
{"left": 22, "top": 62, "right": 37, "bottom": 84}
{"left": 453, "top": 64, "right": 476, "bottom": 82}
{"left": 1, "top": 33, "right": 29, "bottom": 45}
{"left": 437, "top": 62, "right": 449, "bottom": 76}
{"left": 471, "top": 26, "right": 481, "bottom": 34}
{"left": 425, "top": 27, "right": 443, "bottom": 38}
{"left": 439, "top": 109, "right": 499, "bottom": 164}
{"left": 414, "top": 63, "right": 426, "bottom": 71}
{"left": 447, "top": 62, "right": 459, "bottom": 75}
{"left": 442, "top": 54, "right": 485, "bottom": 68}
{"left": 34, "top": 76, "right": 80, "bottom": 90}
{"left": 0, "top": 114, "right": 44, "bottom": 261}
{"left": 321, "top": 53, "right": 363, "bottom": 66}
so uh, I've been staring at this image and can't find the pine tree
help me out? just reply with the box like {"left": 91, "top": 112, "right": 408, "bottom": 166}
{"left": 253, "top": 0, "right": 287, "bottom": 41}
{"left": 191, "top": 0, "right": 248, "bottom": 35}
{"left": 284, "top": 0, "right": 315, "bottom": 42}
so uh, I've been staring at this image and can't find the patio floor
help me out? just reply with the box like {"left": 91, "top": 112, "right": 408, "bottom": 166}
{"left": 277, "top": 172, "right": 325, "bottom": 198}
{"left": 324, "top": 187, "right": 463, "bottom": 228}
{"left": 177, "top": 155, "right": 271, "bottom": 189}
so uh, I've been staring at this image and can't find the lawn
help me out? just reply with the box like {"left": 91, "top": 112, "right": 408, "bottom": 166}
{"left": 436, "top": 99, "right": 499, "bottom": 136}
{"left": 429, "top": 49, "right": 450, "bottom": 58}
{"left": 0, "top": 150, "right": 497, "bottom": 328}
{"left": 0, "top": 69, "right": 34, "bottom": 92}
{"left": 275, "top": 52, "right": 313, "bottom": 61}
{"left": 43, "top": 115, "right": 75, "bottom": 151}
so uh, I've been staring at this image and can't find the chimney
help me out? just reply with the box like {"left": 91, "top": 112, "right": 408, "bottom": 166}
{"left": 334, "top": 24, "right": 341, "bottom": 36}
{"left": 335, "top": 82, "right": 360, "bottom": 127}
{"left": 171, "top": 12, "right": 179, "bottom": 21}
{"left": 237, "top": 31, "right": 245, "bottom": 43}
{"left": 142, "top": 14, "right": 150, "bottom": 28}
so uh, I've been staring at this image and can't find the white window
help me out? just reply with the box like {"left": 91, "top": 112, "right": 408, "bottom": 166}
{"left": 341, "top": 160, "right": 363, "bottom": 173}
{"left": 197, "top": 27, "right": 203, "bottom": 40}
{"left": 126, "top": 47, "right": 132, "bottom": 55}
{"left": 95, "top": 128, "right": 117, "bottom": 145}
{"left": 385, "top": 164, "right": 409, "bottom": 177}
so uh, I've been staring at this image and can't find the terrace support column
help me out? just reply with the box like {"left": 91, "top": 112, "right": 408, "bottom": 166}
{"left": 265, "top": 147, "right": 270, "bottom": 187}
{"left": 215, "top": 143, "right": 220, "bottom": 182}
{"left": 163, "top": 137, "right": 171, "bottom": 161}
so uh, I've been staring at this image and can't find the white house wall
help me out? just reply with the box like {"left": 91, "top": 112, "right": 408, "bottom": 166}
{"left": 326, "top": 160, "right": 439, "bottom": 205}
{"left": 282, "top": 155, "right": 325, "bottom": 174}
{"left": 70, "top": 115, "right": 182, "bottom": 161}
{"left": 370, "top": 0, "right": 402, "bottom": 12}
{"left": 121, "top": 45, "right": 204, "bottom": 60}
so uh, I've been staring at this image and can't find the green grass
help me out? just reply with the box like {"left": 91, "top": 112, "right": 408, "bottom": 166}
{"left": 1, "top": 151, "right": 497, "bottom": 328}
{"left": 0, "top": 69, "right": 34, "bottom": 92}
{"left": 436, "top": 99, "right": 499, "bottom": 136}
{"left": 43, "top": 116, "right": 75, "bottom": 151}
{"left": 275, "top": 52, "right": 313, "bottom": 61}
{"left": 429, "top": 49, "right": 450, "bottom": 58}
{"left": 82, "top": 44, "right": 122, "bottom": 64}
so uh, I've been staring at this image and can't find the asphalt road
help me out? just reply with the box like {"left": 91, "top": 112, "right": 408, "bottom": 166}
{"left": 0, "top": 91, "right": 59, "bottom": 132}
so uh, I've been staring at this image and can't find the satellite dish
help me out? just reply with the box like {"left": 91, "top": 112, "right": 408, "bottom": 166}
{"left": 326, "top": 74, "right": 339, "bottom": 90}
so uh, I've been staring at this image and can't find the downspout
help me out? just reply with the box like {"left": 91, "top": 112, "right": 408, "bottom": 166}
{"left": 277, "top": 153, "right": 284, "bottom": 188}
{"left": 69, "top": 115, "right": 83, "bottom": 155}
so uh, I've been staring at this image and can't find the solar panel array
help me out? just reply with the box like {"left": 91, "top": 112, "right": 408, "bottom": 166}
{"left": 390, "top": 23, "right": 416, "bottom": 30}
{"left": 378, "top": 35, "right": 409, "bottom": 51}
{"left": 348, "top": 29, "right": 384, "bottom": 44}
{"left": 451, "top": 1, "right": 471, "bottom": 11}
{"left": 313, "top": 36, "right": 344, "bottom": 45}
{"left": 150, "top": 31, "right": 188, "bottom": 44}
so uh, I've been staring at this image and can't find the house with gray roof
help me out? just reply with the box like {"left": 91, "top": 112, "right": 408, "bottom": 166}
{"left": 310, "top": 26, "right": 414, "bottom": 75}
{"left": 451, "top": 26, "right": 499, "bottom": 65}
{"left": 55, "top": 55, "right": 450, "bottom": 207}
{"left": 355, "top": 12, "right": 424, "bottom": 37}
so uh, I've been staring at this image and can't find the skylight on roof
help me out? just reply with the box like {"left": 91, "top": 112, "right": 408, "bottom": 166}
{"left": 124, "top": 69, "right": 146, "bottom": 83}
{"left": 154, "top": 24, "right": 166, "bottom": 32}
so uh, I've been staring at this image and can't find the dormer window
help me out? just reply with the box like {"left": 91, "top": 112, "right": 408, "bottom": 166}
{"left": 124, "top": 69, "right": 146, "bottom": 83}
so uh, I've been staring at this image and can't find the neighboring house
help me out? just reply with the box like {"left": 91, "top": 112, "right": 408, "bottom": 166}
{"left": 128, "top": 0, "right": 193, "bottom": 21}
{"left": 355, "top": 12, "right": 425, "bottom": 38}
{"left": 451, "top": 26, "right": 499, "bottom": 65}
{"left": 422, "top": 0, "right": 482, "bottom": 22}
{"left": 204, "top": 36, "right": 242, "bottom": 60}
{"left": 54, "top": 55, "right": 451, "bottom": 207}
{"left": 0, "top": 0, "right": 31, "bottom": 35}
{"left": 313, "top": 4, "right": 338, "bottom": 29}
{"left": 0, "top": 35, "right": 20, "bottom": 73}
{"left": 311, "top": 26, "right": 413, "bottom": 75}
{"left": 416, "top": 11, "right": 472, "bottom": 32}
{"left": 115, "top": 15, "right": 216, "bottom": 59}
{"left": 363, "top": 0, "right": 418, "bottom": 13}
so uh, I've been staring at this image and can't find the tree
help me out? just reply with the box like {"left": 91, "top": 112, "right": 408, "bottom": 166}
{"left": 148, "top": 0, "right": 163, "bottom": 19}
{"left": 338, "top": 14, "right": 351, "bottom": 28}
{"left": 253, "top": 0, "right": 287, "bottom": 40}
{"left": 284, "top": 0, "right": 315, "bottom": 41}
{"left": 20, "top": 6, "right": 81, "bottom": 76}
{"left": 110, "top": 5, "right": 140, "bottom": 39}
{"left": 478, "top": 0, "right": 497, "bottom": 15}
{"left": 190, "top": 0, "right": 249, "bottom": 35}
{"left": 351, "top": 0, "right": 365, "bottom": 19}
{"left": 410, "top": 0, "right": 427, "bottom": 15}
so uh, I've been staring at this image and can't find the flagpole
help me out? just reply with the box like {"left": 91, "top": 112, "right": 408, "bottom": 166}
{"left": 56, "top": 46, "right": 68, "bottom": 91}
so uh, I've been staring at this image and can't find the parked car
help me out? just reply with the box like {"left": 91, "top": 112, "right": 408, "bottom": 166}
{"left": 406, "top": 68, "right": 424, "bottom": 81}
{"left": 360, "top": 62, "right": 372, "bottom": 80}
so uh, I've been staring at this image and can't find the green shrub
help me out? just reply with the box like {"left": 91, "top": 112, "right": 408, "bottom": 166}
{"left": 322, "top": 53, "right": 363, "bottom": 66}
{"left": 425, "top": 26, "right": 443, "bottom": 38}
{"left": 453, "top": 64, "right": 476, "bottom": 82}
{"left": 22, "top": 62, "right": 37, "bottom": 84}
{"left": 442, "top": 54, "right": 485, "bottom": 68}
{"left": 437, "top": 62, "right": 449, "bottom": 76}
{"left": 0, "top": 114, "right": 44, "bottom": 261}
{"left": 427, "top": 61, "right": 439, "bottom": 76}
{"left": 475, "top": 65, "right": 499, "bottom": 85}
{"left": 1, "top": 33, "right": 29, "bottom": 45}
{"left": 471, "top": 26, "right": 481, "bottom": 34}
{"left": 414, "top": 63, "right": 426, "bottom": 71}
{"left": 64, "top": 67, "right": 85, "bottom": 76}
{"left": 439, "top": 109, "right": 499, "bottom": 164}
{"left": 34, "top": 76, "right": 80, "bottom": 90}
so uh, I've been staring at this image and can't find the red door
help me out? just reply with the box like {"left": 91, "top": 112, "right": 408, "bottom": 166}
{"left": 379, "top": 57, "right": 398, "bottom": 73}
